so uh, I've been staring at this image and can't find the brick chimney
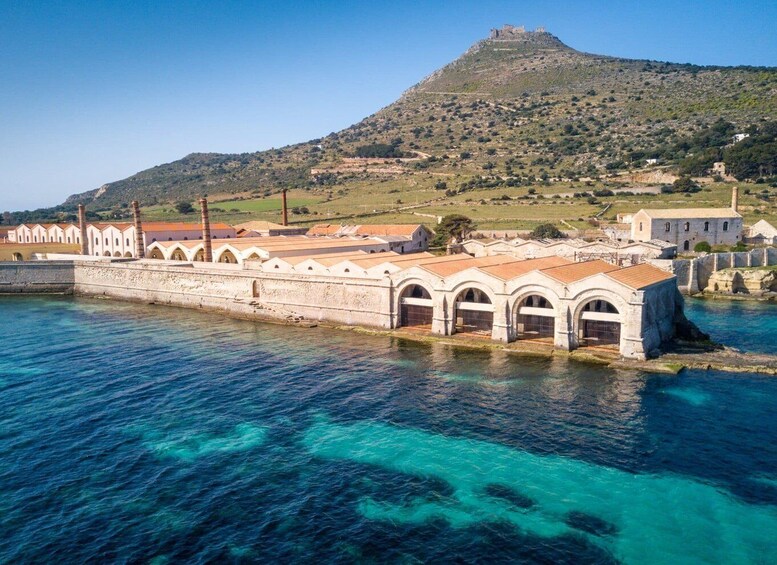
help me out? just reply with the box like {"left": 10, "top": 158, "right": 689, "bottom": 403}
{"left": 78, "top": 204, "right": 89, "bottom": 255}
{"left": 281, "top": 189, "right": 288, "bottom": 226}
{"left": 200, "top": 197, "right": 212, "bottom": 262}
{"left": 731, "top": 186, "right": 739, "bottom": 213}
{"left": 131, "top": 201, "right": 145, "bottom": 258}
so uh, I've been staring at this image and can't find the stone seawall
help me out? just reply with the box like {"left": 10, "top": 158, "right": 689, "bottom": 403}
{"left": 0, "top": 261, "right": 75, "bottom": 294}
{"left": 650, "top": 247, "right": 777, "bottom": 294}
{"left": 0, "top": 260, "right": 392, "bottom": 328}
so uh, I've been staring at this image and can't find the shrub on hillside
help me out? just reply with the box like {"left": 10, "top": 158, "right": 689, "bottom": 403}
{"left": 175, "top": 201, "right": 194, "bottom": 214}
{"left": 355, "top": 143, "right": 404, "bottom": 159}
{"left": 529, "top": 223, "right": 565, "bottom": 239}
{"left": 694, "top": 241, "right": 711, "bottom": 253}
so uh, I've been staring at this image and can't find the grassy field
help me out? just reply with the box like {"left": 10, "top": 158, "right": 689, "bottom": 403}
{"left": 128, "top": 179, "right": 777, "bottom": 234}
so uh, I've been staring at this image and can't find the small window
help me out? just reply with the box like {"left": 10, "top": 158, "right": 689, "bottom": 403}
{"left": 105, "top": 238, "right": 109, "bottom": 245}
{"left": 664, "top": 222, "right": 671, "bottom": 232}
{"left": 344, "top": 268, "right": 350, "bottom": 273}
{"left": 723, "top": 221, "right": 729, "bottom": 232}
{"left": 683, "top": 240, "right": 690, "bottom": 251}
{"left": 126, "top": 238, "right": 129, "bottom": 246}
{"left": 115, "top": 238, "right": 119, "bottom": 245}
{"left": 684, "top": 222, "right": 690, "bottom": 232}
{"left": 639, "top": 222, "right": 643, "bottom": 231}
{"left": 704, "top": 221, "right": 709, "bottom": 232}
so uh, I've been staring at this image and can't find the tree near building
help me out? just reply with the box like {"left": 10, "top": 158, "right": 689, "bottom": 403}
{"left": 529, "top": 223, "right": 565, "bottom": 239}
{"left": 694, "top": 241, "right": 711, "bottom": 253}
{"left": 431, "top": 214, "right": 475, "bottom": 247}
{"left": 671, "top": 176, "right": 701, "bottom": 193}
{"left": 175, "top": 201, "right": 195, "bottom": 214}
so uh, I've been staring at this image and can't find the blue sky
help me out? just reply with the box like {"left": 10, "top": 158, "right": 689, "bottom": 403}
{"left": 1, "top": 0, "right": 776, "bottom": 211}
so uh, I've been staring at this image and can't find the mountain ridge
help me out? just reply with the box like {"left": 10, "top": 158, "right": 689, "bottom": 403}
{"left": 45, "top": 26, "right": 777, "bottom": 214}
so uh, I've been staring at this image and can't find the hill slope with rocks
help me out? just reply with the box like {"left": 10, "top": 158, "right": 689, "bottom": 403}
{"left": 46, "top": 26, "right": 777, "bottom": 214}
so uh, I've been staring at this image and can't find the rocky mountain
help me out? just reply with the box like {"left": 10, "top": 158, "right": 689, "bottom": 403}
{"left": 59, "top": 26, "right": 777, "bottom": 211}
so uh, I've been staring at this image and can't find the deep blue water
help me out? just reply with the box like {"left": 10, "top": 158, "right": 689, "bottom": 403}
{"left": 1, "top": 296, "right": 776, "bottom": 564}
{"left": 684, "top": 296, "right": 777, "bottom": 354}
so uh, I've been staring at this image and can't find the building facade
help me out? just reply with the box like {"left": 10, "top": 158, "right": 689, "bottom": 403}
{"left": 630, "top": 209, "right": 743, "bottom": 250}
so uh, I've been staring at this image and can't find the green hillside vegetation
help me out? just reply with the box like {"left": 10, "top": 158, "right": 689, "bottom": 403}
{"left": 6, "top": 27, "right": 777, "bottom": 231}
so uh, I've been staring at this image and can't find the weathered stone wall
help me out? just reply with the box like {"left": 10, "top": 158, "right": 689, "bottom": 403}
{"left": 650, "top": 247, "right": 777, "bottom": 294}
{"left": 0, "top": 261, "right": 75, "bottom": 293}
{"left": 73, "top": 261, "right": 392, "bottom": 328}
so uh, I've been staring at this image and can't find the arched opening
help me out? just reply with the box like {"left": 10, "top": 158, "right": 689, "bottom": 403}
{"left": 113, "top": 251, "right": 121, "bottom": 257}
{"left": 12, "top": 252, "right": 23, "bottom": 262}
{"left": 149, "top": 248, "right": 164, "bottom": 260}
{"left": 171, "top": 249, "right": 187, "bottom": 261}
{"left": 218, "top": 249, "right": 238, "bottom": 264}
{"left": 515, "top": 294, "right": 555, "bottom": 341}
{"left": 245, "top": 252, "right": 261, "bottom": 261}
{"left": 193, "top": 249, "right": 205, "bottom": 262}
{"left": 683, "top": 240, "right": 690, "bottom": 251}
{"left": 454, "top": 287, "right": 493, "bottom": 335}
{"left": 399, "top": 284, "right": 434, "bottom": 328}
{"left": 579, "top": 299, "right": 621, "bottom": 348}
{"left": 124, "top": 252, "right": 132, "bottom": 258}
{"left": 103, "top": 251, "right": 111, "bottom": 256}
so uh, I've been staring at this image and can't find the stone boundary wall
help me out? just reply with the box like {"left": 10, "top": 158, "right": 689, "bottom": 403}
{"left": 649, "top": 247, "right": 777, "bottom": 294}
{"left": 0, "top": 260, "right": 391, "bottom": 329}
{"left": 0, "top": 261, "right": 75, "bottom": 294}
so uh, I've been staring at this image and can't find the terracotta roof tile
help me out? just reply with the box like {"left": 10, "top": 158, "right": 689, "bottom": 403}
{"left": 606, "top": 263, "right": 675, "bottom": 289}
{"left": 142, "top": 222, "right": 233, "bottom": 231}
{"left": 540, "top": 259, "right": 619, "bottom": 284}
{"left": 354, "top": 225, "right": 425, "bottom": 236}
{"left": 420, "top": 254, "right": 519, "bottom": 277}
{"left": 478, "top": 256, "right": 571, "bottom": 280}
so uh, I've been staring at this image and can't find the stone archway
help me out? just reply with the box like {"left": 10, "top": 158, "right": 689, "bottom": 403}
{"left": 171, "top": 249, "right": 187, "bottom": 261}
{"left": 218, "top": 249, "right": 238, "bottom": 264}
{"left": 578, "top": 298, "right": 621, "bottom": 347}
{"left": 398, "top": 283, "right": 434, "bottom": 328}
{"left": 515, "top": 294, "right": 555, "bottom": 340}
{"left": 148, "top": 248, "right": 164, "bottom": 260}
{"left": 454, "top": 287, "right": 493, "bottom": 334}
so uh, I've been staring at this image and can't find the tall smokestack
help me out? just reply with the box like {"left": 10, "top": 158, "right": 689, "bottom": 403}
{"left": 131, "top": 201, "right": 145, "bottom": 258}
{"left": 78, "top": 204, "right": 89, "bottom": 255}
{"left": 732, "top": 186, "right": 739, "bottom": 213}
{"left": 281, "top": 189, "right": 288, "bottom": 226}
{"left": 200, "top": 198, "right": 212, "bottom": 262}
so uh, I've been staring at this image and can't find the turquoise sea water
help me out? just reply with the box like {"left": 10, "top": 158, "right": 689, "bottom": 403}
{"left": 1, "top": 296, "right": 777, "bottom": 563}
{"left": 684, "top": 296, "right": 777, "bottom": 353}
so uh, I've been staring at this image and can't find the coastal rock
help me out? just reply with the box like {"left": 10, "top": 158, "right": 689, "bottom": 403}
{"left": 704, "top": 268, "right": 777, "bottom": 296}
